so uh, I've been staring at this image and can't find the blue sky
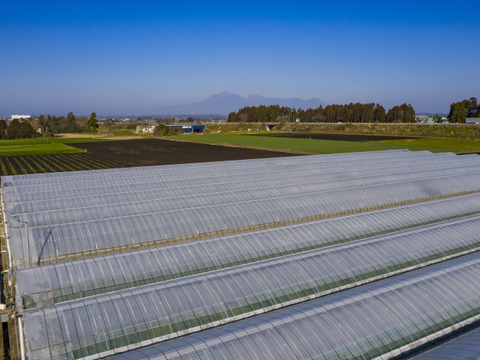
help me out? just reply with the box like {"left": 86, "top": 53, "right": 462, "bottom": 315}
{"left": 1, "top": 1, "right": 479, "bottom": 115}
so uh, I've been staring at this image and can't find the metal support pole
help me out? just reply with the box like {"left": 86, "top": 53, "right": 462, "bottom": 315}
{"left": 24, "top": 220, "right": 30, "bottom": 268}
{"left": 18, "top": 317, "right": 25, "bottom": 360}
{"left": 0, "top": 191, "right": 12, "bottom": 269}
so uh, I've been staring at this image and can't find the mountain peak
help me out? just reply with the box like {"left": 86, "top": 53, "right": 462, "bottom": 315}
{"left": 206, "top": 90, "right": 236, "bottom": 101}
{"left": 152, "top": 92, "right": 326, "bottom": 115}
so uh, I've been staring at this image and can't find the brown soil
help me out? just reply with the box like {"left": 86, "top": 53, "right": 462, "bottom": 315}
{"left": 256, "top": 133, "right": 416, "bottom": 142}
{"left": 69, "top": 138, "right": 300, "bottom": 167}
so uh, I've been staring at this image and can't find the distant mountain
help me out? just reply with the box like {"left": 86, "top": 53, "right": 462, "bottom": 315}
{"left": 151, "top": 91, "right": 326, "bottom": 116}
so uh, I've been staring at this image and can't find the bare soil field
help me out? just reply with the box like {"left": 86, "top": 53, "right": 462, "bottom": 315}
{"left": 0, "top": 138, "right": 299, "bottom": 176}
{"left": 256, "top": 133, "right": 417, "bottom": 142}
{"left": 68, "top": 138, "right": 299, "bottom": 167}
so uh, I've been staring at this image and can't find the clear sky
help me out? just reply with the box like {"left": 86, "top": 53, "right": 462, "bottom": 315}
{"left": 1, "top": 0, "right": 479, "bottom": 116}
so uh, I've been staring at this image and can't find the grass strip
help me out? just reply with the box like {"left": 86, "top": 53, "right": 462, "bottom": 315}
{"left": 170, "top": 134, "right": 480, "bottom": 154}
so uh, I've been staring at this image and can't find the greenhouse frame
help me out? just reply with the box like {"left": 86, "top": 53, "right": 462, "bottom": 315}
{"left": 1, "top": 149, "right": 480, "bottom": 359}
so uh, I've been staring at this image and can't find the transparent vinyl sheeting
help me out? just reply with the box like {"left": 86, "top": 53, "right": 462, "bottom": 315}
{"left": 16, "top": 193, "right": 480, "bottom": 310}
{"left": 2, "top": 150, "right": 431, "bottom": 193}
{"left": 7, "top": 155, "right": 475, "bottom": 216}
{"left": 5, "top": 150, "right": 480, "bottom": 360}
{"left": 26, "top": 253, "right": 480, "bottom": 360}
{"left": 4, "top": 152, "right": 474, "bottom": 216}
{"left": 20, "top": 215, "right": 480, "bottom": 358}
{"left": 4, "top": 151, "right": 424, "bottom": 204}
{"left": 9, "top": 171, "right": 480, "bottom": 267}
{"left": 410, "top": 325, "right": 480, "bottom": 359}
{"left": 10, "top": 161, "right": 480, "bottom": 228}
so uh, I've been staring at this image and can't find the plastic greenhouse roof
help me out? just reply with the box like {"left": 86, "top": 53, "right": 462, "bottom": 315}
{"left": 9, "top": 170, "right": 480, "bottom": 268}
{"left": 5, "top": 150, "right": 480, "bottom": 360}
{"left": 16, "top": 193, "right": 480, "bottom": 310}
{"left": 1, "top": 150, "right": 428, "bottom": 188}
{"left": 9, "top": 159, "right": 480, "bottom": 227}
{"left": 21, "top": 214, "right": 480, "bottom": 359}
{"left": 4, "top": 157, "right": 477, "bottom": 218}
{"left": 87, "top": 253, "right": 480, "bottom": 360}
{"left": 2, "top": 153, "right": 470, "bottom": 208}
{"left": 410, "top": 326, "right": 480, "bottom": 359}
{"left": 1, "top": 151, "right": 463, "bottom": 206}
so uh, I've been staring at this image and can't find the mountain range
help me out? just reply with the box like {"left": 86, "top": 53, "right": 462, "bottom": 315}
{"left": 150, "top": 91, "right": 326, "bottom": 116}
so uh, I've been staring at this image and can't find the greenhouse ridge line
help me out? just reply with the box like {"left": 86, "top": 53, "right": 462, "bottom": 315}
{"left": 19, "top": 189, "right": 480, "bottom": 267}
{"left": 9, "top": 161, "right": 480, "bottom": 269}
{"left": 103, "top": 253, "right": 480, "bottom": 360}
{"left": 17, "top": 192, "right": 480, "bottom": 311}
{"left": 21, "top": 213, "right": 480, "bottom": 351}
{"left": 3, "top": 150, "right": 446, "bottom": 206}
{"left": 22, "top": 224, "right": 480, "bottom": 359}
{"left": 10, "top": 159, "right": 480, "bottom": 226}
{"left": 19, "top": 209, "right": 480, "bottom": 310}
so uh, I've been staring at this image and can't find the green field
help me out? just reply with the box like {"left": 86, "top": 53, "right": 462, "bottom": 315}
{"left": 0, "top": 143, "right": 84, "bottom": 157}
{"left": 381, "top": 137, "right": 480, "bottom": 154}
{"left": 170, "top": 133, "right": 480, "bottom": 154}
{"left": 0, "top": 137, "right": 109, "bottom": 157}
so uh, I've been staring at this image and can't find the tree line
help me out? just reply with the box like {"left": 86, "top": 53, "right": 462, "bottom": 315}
{"left": 0, "top": 112, "right": 99, "bottom": 140}
{"left": 448, "top": 97, "right": 479, "bottom": 123}
{"left": 227, "top": 103, "right": 415, "bottom": 123}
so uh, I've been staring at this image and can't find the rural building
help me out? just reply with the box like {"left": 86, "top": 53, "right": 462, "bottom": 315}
{"left": 466, "top": 117, "right": 480, "bottom": 124}
{"left": 415, "top": 115, "right": 449, "bottom": 124}
{"left": 427, "top": 116, "right": 448, "bottom": 124}
{"left": 2, "top": 150, "right": 480, "bottom": 359}
{"left": 415, "top": 115, "right": 429, "bottom": 122}
{"left": 135, "top": 124, "right": 159, "bottom": 133}
{"left": 166, "top": 124, "right": 205, "bottom": 133}
{"left": 10, "top": 114, "right": 31, "bottom": 120}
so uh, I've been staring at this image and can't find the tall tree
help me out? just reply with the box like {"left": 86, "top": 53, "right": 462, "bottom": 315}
{"left": 448, "top": 97, "right": 480, "bottom": 122}
{"left": 0, "top": 120, "right": 7, "bottom": 139}
{"left": 227, "top": 112, "right": 239, "bottom": 122}
{"left": 448, "top": 101, "right": 468, "bottom": 123}
{"left": 63, "top": 112, "right": 81, "bottom": 133}
{"left": 466, "top": 97, "right": 478, "bottom": 117}
{"left": 386, "top": 104, "right": 415, "bottom": 123}
{"left": 373, "top": 104, "right": 386, "bottom": 123}
{"left": 47, "top": 115, "right": 59, "bottom": 136}
{"left": 86, "top": 112, "right": 99, "bottom": 132}
{"left": 37, "top": 114, "right": 51, "bottom": 139}
{"left": 6, "top": 119, "right": 20, "bottom": 139}
{"left": 17, "top": 122, "right": 35, "bottom": 139}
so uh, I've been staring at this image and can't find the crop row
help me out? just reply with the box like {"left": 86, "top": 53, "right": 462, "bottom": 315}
{"left": 0, "top": 153, "right": 123, "bottom": 176}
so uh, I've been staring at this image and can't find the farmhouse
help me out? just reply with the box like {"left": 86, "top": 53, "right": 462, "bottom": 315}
{"left": 1, "top": 150, "right": 480, "bottom": 359}
{"left": 166, "top": 124, "right": 205, "bottom": 133}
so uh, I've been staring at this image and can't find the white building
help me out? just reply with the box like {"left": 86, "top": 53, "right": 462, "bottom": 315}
{"left": 11, "top": 114, "right": 31, "bottom": 120}
{"left": 135, "top": 124, "right": 159, "bottom": 134}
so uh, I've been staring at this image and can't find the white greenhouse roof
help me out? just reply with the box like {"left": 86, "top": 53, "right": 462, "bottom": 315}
{"left": 2, "top": 150, "right": 480, "bottom": 360}
{"left": 411, "top": 326, "right": 480, "bottom": 359}
{"left": 16, "top": 193, "right": 480, "bottom": 310}
{"left": 105, "top": 253, "right": 480, "bottom": 360}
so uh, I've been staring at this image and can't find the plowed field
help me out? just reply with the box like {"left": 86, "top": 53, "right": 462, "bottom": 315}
{"left": 0, "top": 138, "right": 298, "bottom": 176}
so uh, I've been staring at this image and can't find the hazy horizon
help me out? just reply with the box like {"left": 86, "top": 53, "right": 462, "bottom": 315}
{"left": 1, "top": 1, "right": 478, "bottom": 116}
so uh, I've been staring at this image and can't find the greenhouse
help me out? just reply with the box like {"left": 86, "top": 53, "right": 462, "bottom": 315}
{"left": 2, "top": 150, "right": 480, "bottom": 359}
{"left": 411, "top": 326, "right": 480, "bottom": 359}
{"left": 16, "top": 194, "right": 480, "bottom": 310}
{"left": 105, "top": 253, "right": 480, "bottom": 360}
{"left": 9, "top": 172, "right": 480, "bottom": 268}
